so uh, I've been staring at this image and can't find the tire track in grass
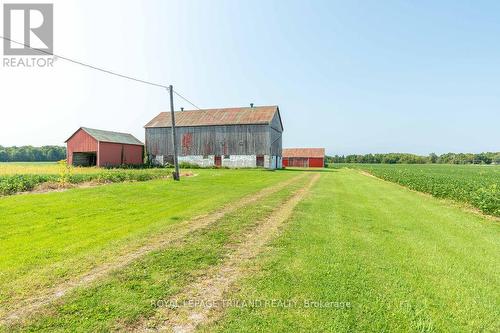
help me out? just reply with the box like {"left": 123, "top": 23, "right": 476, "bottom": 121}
{"left": 1, "top": 173, "right": 307, "bottom": 327}
{"left": 136, "top": 173, "right": 321, "bottom": 333}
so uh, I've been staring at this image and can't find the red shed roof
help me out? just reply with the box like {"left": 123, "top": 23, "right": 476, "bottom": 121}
{"left": 65, "top": 127, "right": 143, "bottom": 145}
{"left": 145, "top": 105, "right": 281, "bottom": 128}
{"left": 283, "top": 148, "right": 325, "bottom": 158}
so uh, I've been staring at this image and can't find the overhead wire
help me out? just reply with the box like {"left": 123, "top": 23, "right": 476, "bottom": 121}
{"left": 0, "top": 35, "right": 201, "bottom": 110}
{"left": 173, "top": 90, "right": 201, "bottom": 110}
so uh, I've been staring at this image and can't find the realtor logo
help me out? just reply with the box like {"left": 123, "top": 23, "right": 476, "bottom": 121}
{"left": 3, "top": 3, "right": 53, "bottom": 55}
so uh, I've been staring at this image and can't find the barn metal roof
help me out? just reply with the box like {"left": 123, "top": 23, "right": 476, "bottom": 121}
{"left": 145, "top": 106, "right": 281, "bottom": 128}
{"left": 283, "top": 148, "right": 325, "bottom": 158}
{"left": 65, "top": 127, "right": 143, "bottom": 145}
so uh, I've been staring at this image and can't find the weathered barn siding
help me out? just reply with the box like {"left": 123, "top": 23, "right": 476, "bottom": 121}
{"left": 269, "top": 111, "right": 283, "bottom": 168}
{"left": 146, "top": 125, "right": 270, "bottom": 156}
{"left": 145, "top": 106, "right": 283, "bottom": 169}
{"left": 146, "top": 124, "right": 276, "bottom": 168}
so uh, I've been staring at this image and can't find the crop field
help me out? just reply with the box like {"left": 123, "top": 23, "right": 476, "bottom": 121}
{"left": 0, "top": 164, "right": 498, "bottom": 332}
{"left": 331, "top": 164, "right": 500, "bottom": 216}
{"left": 0, "top": 162, "right": 107, "bottom": 175}
{"left": 0, "top": 162, "right": 172, "bottom": 195}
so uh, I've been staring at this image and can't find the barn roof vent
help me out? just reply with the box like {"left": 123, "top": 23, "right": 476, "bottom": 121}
{"left": 250, "top": 103, "right": 254, "bottom": 108}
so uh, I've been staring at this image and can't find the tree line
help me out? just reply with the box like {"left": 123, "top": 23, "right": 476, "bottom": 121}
{"left": 0, "top": 146, "right": 66, "bottom": 162}
{"left": 327, "top": 152, "right": 500, "bottom": 165}
{"left": 1, "top": 145, "right": 499, "bottom": 165}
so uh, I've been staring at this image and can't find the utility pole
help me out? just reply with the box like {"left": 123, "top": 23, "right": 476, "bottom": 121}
{"left": 169, "top": 85, "right": 180, "bottom": 181}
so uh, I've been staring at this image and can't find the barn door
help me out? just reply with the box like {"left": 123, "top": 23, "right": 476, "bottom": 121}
{"left": 120, "top": 145, "right": 124, "bottom": 165}
{"left": 214, "top": 155, "right": 222, "bottom": 167}
{"left": 89, "top": 154, "right": 97, "bottom": 166}
{"left": 256, "top": 155, "right": 264, "bottom": 167}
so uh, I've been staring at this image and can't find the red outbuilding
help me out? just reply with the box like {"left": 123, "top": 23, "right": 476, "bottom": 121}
{"left": 282, "top": 148, "right": 325, "bottom": 168}
{"left": 65, "top": 127, "right": 144, "bottom": 167}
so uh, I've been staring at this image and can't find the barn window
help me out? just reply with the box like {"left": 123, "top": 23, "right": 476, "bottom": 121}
{"left": 224, "top": 155, "right": 230, "bottom": 159}
{"left": 203, "top": 154, "right": 209, "bottom": 159}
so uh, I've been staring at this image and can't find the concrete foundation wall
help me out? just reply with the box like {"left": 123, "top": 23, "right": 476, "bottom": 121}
{"left": 153, "top": 155, "right": 165, "bottom": 165}
{"left": 152, "top": 154, "right": 282, "bottom": 169}
{"left": 222, "top": 155, "right": 256, "bottom": 168}
{"left": 178, "top": 155, "right": 215, "bottom": 167}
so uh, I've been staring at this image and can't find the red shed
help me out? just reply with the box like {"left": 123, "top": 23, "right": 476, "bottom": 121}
{"left": 282, "top": 148, "right": 325, "bottom": 168}
{"left": 65, "top": 127, "right": 144, "bottom": 167}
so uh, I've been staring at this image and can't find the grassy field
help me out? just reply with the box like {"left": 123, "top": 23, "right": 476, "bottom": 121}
{"left": 1, "top": 165, "right": 498, "bottom": 332}
{"left": 0, "top": 169, "right": 297, "bottom": 323}
{"left": 7, "top": 173, "right": 312, "bottom": 332}
{"left": 204, "top": 169, "right": 499, "bottom": 332}
{"left": 331, "top": 163, "right": 500, "bottom": 216}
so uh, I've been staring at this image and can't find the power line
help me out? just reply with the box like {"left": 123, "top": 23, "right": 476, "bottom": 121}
{"left": 1, "top": 36, "right": 169, "bottom": 89}
{"left": 3, "top": 35, "right": 171, "bottom": 91}
{"left": 1, "top": 36, "right": 203, "bottom": 110}
{"left": 0, "top": 35, "right": 202, "bottom": 109}
{"left": 173, "top": 90, "right": 201, "bottom": 110}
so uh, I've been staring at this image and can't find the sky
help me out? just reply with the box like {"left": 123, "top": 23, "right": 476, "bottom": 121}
{"left": 0, "top": 0, "right": 499, "bottom": 155}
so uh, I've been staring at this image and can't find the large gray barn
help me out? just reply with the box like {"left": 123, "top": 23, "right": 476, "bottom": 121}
{"left": 144, "top": 105, "right": 283, "bottom": 169}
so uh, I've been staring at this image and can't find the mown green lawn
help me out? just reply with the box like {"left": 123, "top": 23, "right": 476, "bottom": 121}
{"left": 6, "top": 173, "right": 312, "bottom": 332}
{"left": 205, "top": 169, "right": 499, "bottom": 332}
{"left": 0, "top": 169, "right": 296, "bottom": 319}
{"left": 1, "top": 167, "right": 498, "bottom": 332}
